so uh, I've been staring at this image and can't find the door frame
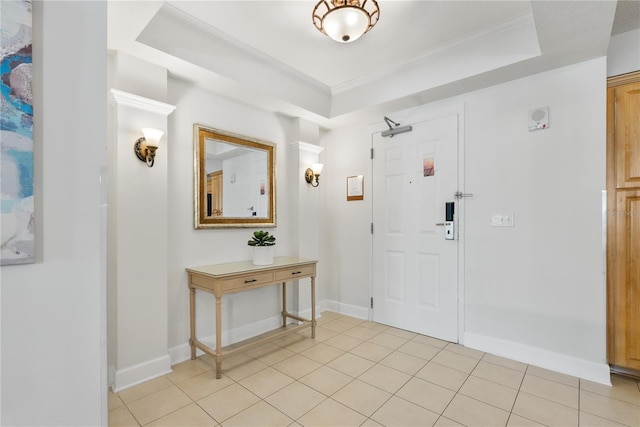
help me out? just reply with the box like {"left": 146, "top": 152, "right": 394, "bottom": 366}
{"left": 606, "top": 71, "right": 640, "bottom": 370}
{"left": 368, "top": 102, "right": 466, "bottom": 343}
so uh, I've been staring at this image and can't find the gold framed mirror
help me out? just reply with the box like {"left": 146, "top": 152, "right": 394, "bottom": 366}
{"left": 194, "top": 124, "right": 276, "bottom": 228}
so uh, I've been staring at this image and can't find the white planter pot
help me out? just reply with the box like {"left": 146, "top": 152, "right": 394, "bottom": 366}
{"left": 252, "top": 246, "right": 274, "bottom": 266}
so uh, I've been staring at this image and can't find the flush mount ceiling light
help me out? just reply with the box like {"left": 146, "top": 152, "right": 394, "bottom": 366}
{"left": 312, "top": 0, "right": 380, "bottom": 43}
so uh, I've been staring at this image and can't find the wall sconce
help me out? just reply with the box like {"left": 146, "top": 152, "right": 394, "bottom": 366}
{"left": 134, "top": 128, "right": 164, "bottom": 167}
{"left": 305, "top": 163, "right": 323, "bottom": 187}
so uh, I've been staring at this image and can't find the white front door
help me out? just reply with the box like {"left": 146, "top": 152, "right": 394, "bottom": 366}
{"left": 372, "top": 113, "right": 459, "bottom": 342}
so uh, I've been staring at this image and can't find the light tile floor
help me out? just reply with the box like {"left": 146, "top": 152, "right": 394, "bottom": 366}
{"left": 109, "top": 312, "right": 640, "bottom": 427}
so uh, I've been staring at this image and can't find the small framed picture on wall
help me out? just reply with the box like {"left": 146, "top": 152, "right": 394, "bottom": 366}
{"left": 347, "top": 175, "right": 364, "bottom": 201}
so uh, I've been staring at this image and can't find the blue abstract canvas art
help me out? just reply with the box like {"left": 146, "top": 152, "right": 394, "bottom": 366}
{"left": 1, "top": 0, "right": 34, "bottom": 265}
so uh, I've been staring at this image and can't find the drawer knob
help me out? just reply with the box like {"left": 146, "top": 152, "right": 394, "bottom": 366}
{"left": 244, "top": 279, "right": 257, "bottom": 283}
{"left": 291, "top": 271, "right": 302, "bottom": 275}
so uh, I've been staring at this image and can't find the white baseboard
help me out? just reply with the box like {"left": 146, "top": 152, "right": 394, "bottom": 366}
{"left": 112, "top": 354, "right": 173, "bottom": 392}
{"left": 298, "top": 303, "right": 327, "bottom": 321}
{"left": 168, "top": 300, "right": 368, "bottom": 368}
{"left": 169, "top": 312, "right": 314, "bottom": 365}
{"left": 322, "top": 299, "right": 369, "bottom": 320}
{"left": 464, "top": 331, "right": 611, "bottom": 385}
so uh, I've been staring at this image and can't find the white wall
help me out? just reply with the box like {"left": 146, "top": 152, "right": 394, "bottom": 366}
{"left": 290, "top": 141, "right": 325, "bottom": 316}
{"left": 318, "top": 124, "right": 372, "bottom": 315}
{"left": 1, "top": 1, "right": 107, "bottom": 424}
{"left": 607, "top": 28, "right": 640, "bottom": 77}
{"left": 222, "top": 151, "right": 267, "bottom": 217}
{"left": 462, "top": 58, "right": 607, "bottom": 382}
{"left": 108, "top": 89, "right": 175, "bottom": 391}
{"left": 321, "top": 57, "right": 608, "bottom": 382}
{"left": 166, "top": 78, "right": 305, "bottom": 360}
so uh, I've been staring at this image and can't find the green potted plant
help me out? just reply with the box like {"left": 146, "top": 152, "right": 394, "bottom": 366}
{"left": 248, "top": 230, "right": 276, "bottom": 265}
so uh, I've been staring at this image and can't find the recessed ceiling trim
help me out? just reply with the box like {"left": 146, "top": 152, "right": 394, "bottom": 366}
{"left": 331, "top": 11, "right": 538, "bottom": 95}
{"left": 157, "top": 4, "right": 331, "bottom": 95}
{"left": 108, "top": 1, "right": 620, "bottom": 129}
{"left": 329, "top": 11, "right": 541, "bottom": 117}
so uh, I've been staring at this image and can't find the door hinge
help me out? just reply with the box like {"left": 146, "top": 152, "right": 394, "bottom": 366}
{"left": 370, "top": 297, "right": 373, "bottom": 309}
{"left": 370, "top": 223, "right": 374, "bottom": 234}
{"left": 370, "top": 148, "right": 374, "bottom": 159}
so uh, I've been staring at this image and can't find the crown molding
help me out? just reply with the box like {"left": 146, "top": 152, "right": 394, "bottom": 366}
{"left": 290, "top": 141, "right": 324, "bottom": 154}
{"left": 332, "top": 12, "right": 537, "bottom": 95}
{"left": 159, "top": 4, "right": 330, "bottom": 97}
{"left": 110, "top": 89, "right": 177, "bottom": 116}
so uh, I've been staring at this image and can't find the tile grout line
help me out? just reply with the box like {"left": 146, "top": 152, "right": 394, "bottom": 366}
{"left": 424, "top": 343, "right": 474, "bottom": 426}
{"left": 290, "top": 318, "right": 385, "bottom": 425}
{"left": 441, "top": 353, "right": 533, "bottom": 426}
{"left": 580, "top": 381, "right": 640, "bottom": 407}
{"left": 164, "top": 371, "right": 221, "bottom": 426}
{"left": 364, "top": 353, "right": 422, "bottom": 426}
{"left": 234, "top": 333, "right": 361, "bottom": 426}
{"left": 122, "top": 399, "right": 143, "bottom": 427}
{"left": 116, "top": 377, "right": 196, "bottom": 427}
{"left": 111, "top": 314, "right": 639, "bottom": 427}
{"left": 578, "top": 378, "right": 582, "bottom": 427}
{"left": 333, "top": 333, "right": 416, "bottom": 425}
{"left": 503, "top": 362, "right": 530, "bottom": 427}
{"left": 320, "top": 324, "right": 448, "bottom": 425}
{"left": 120, "top": 340, "right": 429, "bottom": 426}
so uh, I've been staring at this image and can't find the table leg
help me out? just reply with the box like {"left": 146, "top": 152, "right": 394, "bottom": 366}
{"left": 311, "top": 275, "right": 316, "bottom": 339}
{"left": 189, "top": 285, "right": 196, "bottom": 360}
{"left": 215, "top": 295, "right": 223, "bottom": 379}
{"left": 282, "top": 282, "right": 287, "bottom": 328}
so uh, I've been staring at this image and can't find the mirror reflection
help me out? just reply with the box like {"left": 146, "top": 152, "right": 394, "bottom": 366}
{"left": 194, "top": 125, "right": 276, "bottom": 228}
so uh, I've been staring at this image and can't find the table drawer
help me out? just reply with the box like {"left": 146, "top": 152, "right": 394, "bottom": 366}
{"left": 274, "top": 265, "right": 316, "bottom": 281}
{"left": 219, "top": 271, "right": 274, "bottom": 292}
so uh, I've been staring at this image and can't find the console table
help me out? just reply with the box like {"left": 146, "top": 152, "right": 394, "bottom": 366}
{"left": 186, "top": 257, "right": 317, "bottom": 378}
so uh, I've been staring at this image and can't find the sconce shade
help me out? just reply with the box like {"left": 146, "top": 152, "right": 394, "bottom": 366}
{"left": 141, "top": 128, "right": 164, "bottom": 148}
{"left": 305, "top": 163, "right": 324, "bottom": 187}
{"left": 135, "top": 128, "right": 163, "bottom": 167}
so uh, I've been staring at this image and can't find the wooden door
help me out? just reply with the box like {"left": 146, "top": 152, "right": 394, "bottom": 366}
{"left": 372, "top": 114, "right": 459, "bottom": 342}
{"left": 211, "top": 171, "right": 223, "bottom": 217}
{"left": 607, "top": 72, "right": 640, "bottom": 375}
{"left": 206, "top": 171, "right": 223, "bottom": 217}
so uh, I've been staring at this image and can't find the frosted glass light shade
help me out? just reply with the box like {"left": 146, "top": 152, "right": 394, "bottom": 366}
{"left": 312, "top": 163, "right": 324, "bottom": 175}
{"left": 312, "top": 0, "right": 380, "bottom": 43}
{"left": 141, "top": 128, "right": 163, "bottom": 148}
{"left": 324, "top": 7, "right": 369, "bottom": 43}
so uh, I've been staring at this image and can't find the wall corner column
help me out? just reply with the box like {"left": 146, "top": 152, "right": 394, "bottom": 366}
{"left": 288, "top": 138, "right": 324, "bottom": 318}
{"left": 108, "top": 89, "right": 176, "bottom": 392}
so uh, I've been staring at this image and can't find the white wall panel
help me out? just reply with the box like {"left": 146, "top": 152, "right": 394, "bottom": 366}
{"left": 417, "top": 254, "right": 439, "bottom": 309}
{"left": 386, "top": 252, "right": 406, "bottom": 303}
{"left": 166, "top": 78, "right": 300, "bottom": 356}
{"left": 1, "top": 1, "right": 107, "bottom": 424}
{"left": 385, "top": 175, "right": 405, "bottom": 234}
{"left": 321, "top": 57, "right": 607, "bottom": 381}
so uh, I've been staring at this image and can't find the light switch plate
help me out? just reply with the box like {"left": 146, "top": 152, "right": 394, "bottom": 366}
{"left": 491, "top": 213, "right": 514, "bottom": 227}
